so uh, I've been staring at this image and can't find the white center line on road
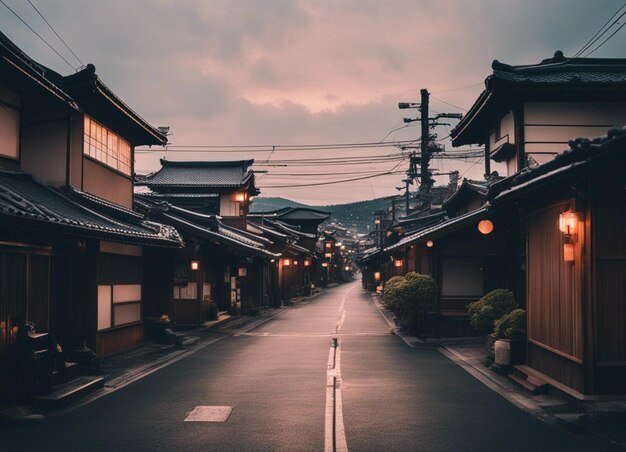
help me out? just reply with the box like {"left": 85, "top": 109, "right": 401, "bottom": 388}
{"left": 325, "top": 338, "right": 348, "bottom": 452}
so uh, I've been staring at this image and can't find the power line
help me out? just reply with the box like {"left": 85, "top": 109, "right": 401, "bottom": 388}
{"left": 0, "top": 0, "right": 77, "bottom": 71}
{"left": 584, "top": 22, "right": 625, "bottom": 57}
{"left": 574, "top": 3, "right": 626, "bottom": 57}
{"left": 27, "top": 0, "right": 84, "bottom": 67}
{"left": 136, "top": 139, "right": 418, "bottom": 153}
{"left": 258, "top": 162, "right": 407, "bottom": 188}
{"left": 430, "top": 94, "right": 468, "bottom": 112}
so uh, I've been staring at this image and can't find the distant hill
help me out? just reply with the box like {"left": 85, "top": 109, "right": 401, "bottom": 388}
{"left": 249, "top": 196, "right": 310, "bottom": 212}
{"left": 250, "top": 196, "right": 388, "bottom": 233}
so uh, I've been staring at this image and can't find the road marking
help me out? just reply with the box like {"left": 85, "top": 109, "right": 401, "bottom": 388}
{"left": 185, "top": 406, "right": 233, "bottom": 422}
{"left": 325, "top": 338, "right": 348, "bottom": 452}
{"left": 234, "top": 332, "right": 389, "bottom": 338}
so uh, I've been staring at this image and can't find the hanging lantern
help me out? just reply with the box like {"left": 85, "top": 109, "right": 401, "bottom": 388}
{"left": 559, "top": 209, "right": 577, "bottom": 235}
{"left": 374, "top": 271, "right": 381, "bottom": 281}
{"left": 190, "top": 260, "right": 200, "bottom": 271}
{"left": 426, "top": 240, "right": 434, "bottom": 248}
{"left": 303, "top": 259, "right": 312, "bottom": 267}
{"left": 478, "top": 220, "right": 494, "bottom": 235}
{"left": 283, "top": 258, "right": 291, "bottom": 267}
{"left": 321, "top": 262, "right": 329, "bottom": 268}
{"left": 394, "top": 259, "right": 403, "bottom": 267}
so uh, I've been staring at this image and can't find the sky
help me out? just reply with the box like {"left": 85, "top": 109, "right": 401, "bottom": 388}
{"left": 1, "top": 0, "right": 624, "bottom": 205}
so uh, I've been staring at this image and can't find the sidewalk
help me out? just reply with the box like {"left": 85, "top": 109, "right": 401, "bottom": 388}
{"left": 1, "top": 290, "right": 327, "bottom": 421}
{"left": 370, "top": 291, "right": 626, "bottom": 448}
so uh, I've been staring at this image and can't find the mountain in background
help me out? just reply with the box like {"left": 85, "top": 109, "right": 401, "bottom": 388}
{"left": 250, "top": 196, "right": 389, "bottom": 233}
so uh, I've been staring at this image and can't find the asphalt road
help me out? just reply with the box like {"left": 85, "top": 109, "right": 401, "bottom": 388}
{"left": 0, "top": 281, "right": 618, "bottom": 451}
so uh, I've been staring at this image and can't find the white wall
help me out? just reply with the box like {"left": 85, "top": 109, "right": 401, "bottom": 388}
{"left": 524, "top": 101, "right": 626, "bottom": 163}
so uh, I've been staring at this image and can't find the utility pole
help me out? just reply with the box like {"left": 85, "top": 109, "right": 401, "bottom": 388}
{"left": 399, "top": 91, "right": 463, "bottom": 213}
{"left": 419, "top": 89, "right": 432, "bottom": 197}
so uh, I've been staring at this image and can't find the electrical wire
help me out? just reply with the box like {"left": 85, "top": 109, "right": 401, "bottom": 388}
{"left": 0, "top": 0, "right": 77, "bottom": 71}
{"left": 574, "top": 3, "right": 626, "bottom": 57}
{"left": 27, "top": 0, "right": 84, "bottom": 67}
{"left": 430, "top": 94, "right": 468, "bottom": 112}
{"left": 135, "top": 139, "right": 419, "bottom": 153}
{"left": 583, "top": 22, "right": 625, "bottom": 57}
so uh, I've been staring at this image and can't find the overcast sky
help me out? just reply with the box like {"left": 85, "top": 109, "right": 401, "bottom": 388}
{"left": 1, "top": 1, "right": 624, "bottom": 204}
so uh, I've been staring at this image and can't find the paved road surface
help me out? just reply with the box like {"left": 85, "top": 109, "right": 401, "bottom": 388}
{"left": 0, "top": 281, "right": 617, "bottom": 451}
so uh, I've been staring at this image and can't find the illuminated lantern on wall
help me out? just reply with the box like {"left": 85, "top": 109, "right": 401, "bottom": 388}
{"left": 478, "top": 220, "right": 494, "bottom": 235}
{"left": 426, "top": 240, "right": 434, "bottom": 248}
{"left": 394, "top": 259, "right": 403, "bottom": 267}
{"left": 303, "top": 259, "right": 312, "bottom": 267}
{"left": 283, "top": 258, "right": 291, "bottom": 267}
{"left": 233, "top": 192, "right": 246, "bottom": 202}
{"left": 190, "top": 260, "right": 200, "bottom": 270}
{"left": 238, "top": 267, "right": 247, "bottom": 277}
{"left": 293, "top": 260, "right": 299, "bottom": 266}
{"left": 321, "top": 262, "right": 329, "bottom": 268}
{"left": 324, "top": 252, "right": 332, "bottom": 258}
{"left": 559, "top": 208, "right": 578, "bottom": 262}
{"left": 559, "top": 209, "right": 577, "bottom": 235}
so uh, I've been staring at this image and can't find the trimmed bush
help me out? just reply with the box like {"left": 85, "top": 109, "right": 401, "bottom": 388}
{"left": 382, "top": 276, "right": 405, "bottom": 312}
{"left": 494, "top": 308, "right": 526, "bottom": 340}
{"left": 396, "top": 272, "right": 437, "bottom": 332}
{"left": 467, "top": 289, "right": 517, "bottom": 335}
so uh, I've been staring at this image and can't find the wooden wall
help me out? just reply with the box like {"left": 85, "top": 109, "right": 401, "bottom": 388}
{"left": 96, "top": 323, "right": 144, "bottom": 357}
{"left": 526, "top": 201, "right": 584, "bottom": 387}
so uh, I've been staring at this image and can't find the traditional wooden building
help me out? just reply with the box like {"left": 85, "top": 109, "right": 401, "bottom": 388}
{"left": 0, "top": 30, "right": 183, "bottom": 400}
{"left": 135, "top": 160, "right": 281, "bottom": 321}
{"left": 487, "top": 128, "right": 626, "bottom": 396}
{"left": 451, "top": 50, "right": 626, "bottom": 177}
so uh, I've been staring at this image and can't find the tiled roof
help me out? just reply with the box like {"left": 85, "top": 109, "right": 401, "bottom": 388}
{"left": 0, "top": 171, "right": 182, "bottom": 247}
{"left": 452, "top": 51, "right": 626, "bottom": 146}
{"left": 488, "top": 126, "right": 626, "bottom": 205}
{"left": 385, "top": 208, "right": 488, "bottom": 253}
{"left": 138, "top": 159, "right": 255, "bottom": 189}
{"left": 134, "top": 195, "right": 279, "bottom": 258}
{"left": 489, "top": 51, "right": 626, "bottom": 86}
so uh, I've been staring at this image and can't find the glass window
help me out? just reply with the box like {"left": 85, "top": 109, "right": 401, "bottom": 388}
{"left": 83, "top": 115, "right": 132, "bottom": 176}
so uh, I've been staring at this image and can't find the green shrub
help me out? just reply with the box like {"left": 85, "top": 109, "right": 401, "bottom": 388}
{"left": 467, "top": 289, "right": 517, "bottom": 335}
{"left": 395, "top": 272, "right": 437, "bottom": 332}
{"left": 494, "top": 308, "right": 526, "bottom": 340}
{"left": 382, "top": 276, "right": 406, "bottom": 312}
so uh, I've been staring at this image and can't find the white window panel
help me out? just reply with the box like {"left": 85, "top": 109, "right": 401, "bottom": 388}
{"left": 113, "top": 284, "right": 142, "bottom": 303}
{"left": 97, "top": 285, "right": 112, "bottom": 331}
{"left": 114, "top": 303, "right": 141, "bottom": 325}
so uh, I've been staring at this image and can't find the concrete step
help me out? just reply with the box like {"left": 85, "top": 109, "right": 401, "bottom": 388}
{"left": 34, "top": 376, "right": 105, "bottom": 410}
{"left": 509, "top": 365, "right": 549, "bottom": 395}
{"left": 52, "top": 362, "right": 79, "bottom": 384}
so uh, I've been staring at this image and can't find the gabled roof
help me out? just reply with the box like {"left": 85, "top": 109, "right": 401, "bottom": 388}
{"left": 46, "top": 64, "right": 166, "bottom": 146}
{"left": 0, "top": 31, "right": 165, "bottom": 146}
{"left": 443, "top": 179, "right": 492, "bottom": 213}
{"left": 134, "top": 195, "right": 278, "bottom": 258}
{"left": 452, "top": 51, "right": 626, "bottom": 146}
{"left": 0, "top": 170, "right": 182, "bottom": 247}
{"left": 0, "top": 30, "right": 78, "bottom": 109}
{"left": 137, "top": 159, "right": 256, "bottom": 190}
{"left": 385, "top": 208, "right": 488, "bottom": 253}
{"left": 488, "top": 126, "right": 626, "bottom": 206}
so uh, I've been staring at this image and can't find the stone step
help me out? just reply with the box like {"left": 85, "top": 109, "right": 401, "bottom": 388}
{"left": 52, "top": 362, "right": 79, "bottom": 384}
{"left": 508, "top": 373, "right": 548, "bottom": 395}
{"left": 510, "top": 365, "right": 550, "bottom": 395}
{"left": 34, "top": 376, "right": 105, "bottom": 410}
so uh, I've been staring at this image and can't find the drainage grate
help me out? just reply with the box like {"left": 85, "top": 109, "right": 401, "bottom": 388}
{"left": 184, "top": 406, "right": 233, "bottom": 422}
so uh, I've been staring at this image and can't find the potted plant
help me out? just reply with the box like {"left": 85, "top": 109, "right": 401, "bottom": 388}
{"left": 492, "top": 308, "right": 526, "bottom": 374}
{"left": 467, "top": 289, "right": 518, "bottom": 365}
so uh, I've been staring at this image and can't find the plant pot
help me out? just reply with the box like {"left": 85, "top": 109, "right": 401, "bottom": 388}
{"left": 492, "top": 338, "right": 526, "bottom": 374}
